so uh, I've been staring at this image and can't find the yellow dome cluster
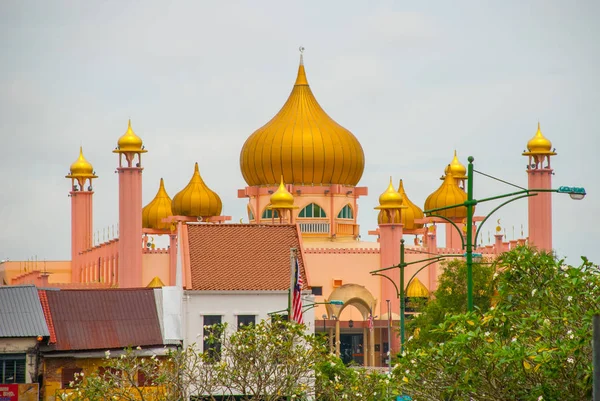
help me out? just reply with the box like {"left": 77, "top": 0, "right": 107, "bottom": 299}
{"left": 424, "top": 173, "right": 469, "bottom": 219}
{"left": 239, "top": 56, "right": 365, "bottom": 187}
{"left": 443, "top": 150, "right": 467, "bottom": 180}
{"left": 269, "top": 177, "right": 297, "bottom": 210}
{"left": 406, "top": 277, "right": 429, "bottom": 298}
{"left": 67, "top": 147, "right": 96, "bottom": 179}
{"left": 523, "top": 122, "right": 556, "bottom": 156}
{"left": 142, "top": 178, "right": 173, "bottom": 230}
{"left": 172, "top": 163, "right": 222, "bottom": 218}
{"left": 114, "top": 120, "right": 147, "bottom": 154}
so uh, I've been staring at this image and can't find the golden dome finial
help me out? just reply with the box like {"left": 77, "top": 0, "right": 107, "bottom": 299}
{"left": 142, "top": 178, "right": 173, "bottom": 230}
{"left": 114, "top": 119, "right": 147, "bottom": 154}
{"left": 270, "top": 176, "right": 297, "bottom": 210}
{"left": 240, "top": 55, "right": 364, "bottom": 187}
{"left": 442, "top": 150, "right": 467, "bottom": 180}
{"left": 172, "top": 163, "right": 222, "bottom": 218}
{"left": 67, "top": 146, "right": 97, "bottom": 180}
{"left": 523, "top": 122, "right": 555, "bottom": 156}
{"left": 425, "top": 172, "right": 470, "bottom": 218}
{"left": 375, "top": 177, "right": 405, "bottom": 210}
{"left": 295, "top": 47, "right": 308, "bottom": 86}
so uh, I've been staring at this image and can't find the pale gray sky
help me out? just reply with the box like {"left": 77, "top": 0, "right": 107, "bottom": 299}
{"left": 1, "top": 1, "right": 598, "bottom": 264}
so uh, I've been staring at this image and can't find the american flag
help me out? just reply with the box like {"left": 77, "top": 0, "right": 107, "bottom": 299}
{"left": 292, "top": 256, "right": 304, "bottom": 324}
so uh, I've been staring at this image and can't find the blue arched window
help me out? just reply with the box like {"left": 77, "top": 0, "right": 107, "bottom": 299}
{"left": 337, "top": 204, "right": 353, "bottom": 219}
{"left": 298, "top": 203, "right": 326, "bottom": 218}
{"left": 261, "top": 208, "right": 279, "bottom": 219}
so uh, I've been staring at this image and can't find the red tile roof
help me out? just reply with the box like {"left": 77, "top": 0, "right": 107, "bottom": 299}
{"left": 44, "top": 288, "right": 164, "bottom": 351}
{"left": 187, "top": 224, "right": 308, "bottom": 291}
{"left": 37, "top": 290, "right": 56, "bottom": 344}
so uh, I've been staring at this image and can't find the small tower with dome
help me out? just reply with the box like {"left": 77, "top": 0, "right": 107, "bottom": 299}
{"left": 238, "top": 50, "right": 367, "bottom": 241}
{"left": 66, "top": 147, "right": 98, "bottom": 282}
{"left": 523, "top": 122, "right": 556, "bottom": 251}
{"left": 114, "top": 120, "right": 146, "bottom": 288}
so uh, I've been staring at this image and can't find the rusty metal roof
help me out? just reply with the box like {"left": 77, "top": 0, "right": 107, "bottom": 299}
{"left": 0, "top": 285, "right": 50, "bottom": 337}
{"left": 44, "top": 288, "right": 164, "bottom": 351}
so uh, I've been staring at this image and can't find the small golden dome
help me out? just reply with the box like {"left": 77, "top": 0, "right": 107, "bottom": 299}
{"left": 424, "top": 173, "right": 469, "bottom": 219}
{"left": 239, "top": 55, "right": 365, "bottom": 186}
{"left": 375, "top": 177, "right": 406, "bottom": 210}
{"left": 442, "top": 150, "right": 467, "bottom": 180}
{"left": 147, "top": 276, "right": 165, "bottom": 288}
{"left": 523, "top": 122, "right": 555, "bottom": 155}
{"left": 406, "top": 277, "right": 429, "bottom": 298}
{"left": 270, "top": 177, "right": 297, "bottom": 210}
{"left": 142, "top": 178, "right": 173, "bottom": 230}
{"left": 397, "top": 179, "right": 424, "bottom": 229}
{"left": 172, "top": 163, "right": 222, "bottom": 218}
{"left": 67, "top": 147, "right": 96, "bottom": 178}
{"left": 114, "top": 120, "right": 147, "bottom": 153}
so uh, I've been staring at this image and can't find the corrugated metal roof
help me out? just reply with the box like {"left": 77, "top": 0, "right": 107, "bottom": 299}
{"left": 45, "top": 288, "right": 164, "bottom": 351}
{"left": 0, "top": 285, "right": 50, "bottom": 337}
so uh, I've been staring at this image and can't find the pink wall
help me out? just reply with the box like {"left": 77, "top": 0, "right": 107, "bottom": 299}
{"left": 78, "top": 239, "right": 119, "bottom": 285}
{"left": 142, "top": 252, "right": 170, "bottom": 287}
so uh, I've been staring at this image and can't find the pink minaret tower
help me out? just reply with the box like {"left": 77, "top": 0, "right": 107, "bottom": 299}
{"left": 66, "top": 147, "right": 98, "bottom": 282}
{"left": 113, "top": 120, "right": 147, "bottom": 287}
{"left": 523, "top": 122, "right": 556, "bottom": 251}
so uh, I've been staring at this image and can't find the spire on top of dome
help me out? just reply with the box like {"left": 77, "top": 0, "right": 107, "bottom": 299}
{"left": 425, "top": 172, "right": 470, "bottom": 218}
{"left": 172, "top": 163, "right": 222, "bottom": 218}
{"left": 523, "top": 122, "right": 556, "bottom": 156}
{"left": 375, "top": 177, "right": 406, "bottom": 210}
{"left": 67, "top": 147, "right": 97, "bottom": 178}
{"left": 442, "top": 150, "right": 467, "bottom": 180}
{"left": 114, "top": 119, "right": 147, "bottom": 154}
{"left": 270, "top": 176, "right": 297, "bottom": 210}
{"left": 240, "top": 50, "right": 365, "bottom": 187}
{"left": 142, "top": 178, "right": 173, "bottom": 230}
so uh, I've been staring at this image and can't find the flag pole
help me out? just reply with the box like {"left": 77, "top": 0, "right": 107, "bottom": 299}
{"left": 289, "top": 247, "right": 297, "bottom": 321}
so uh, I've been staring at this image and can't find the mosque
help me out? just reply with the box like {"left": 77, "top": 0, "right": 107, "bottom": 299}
{"left": 1, "top": 54, "right": 559, "bottom": 366}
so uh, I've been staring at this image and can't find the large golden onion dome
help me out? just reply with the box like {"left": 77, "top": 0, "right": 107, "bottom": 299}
{"left": 172, "top": 163, "right": 222, "bottom": 218}
{"left": 397, "top": 179, "right": 424, "bottom": 229}
{"left": 114, "top": 120, "right": 147, "bottom": 153}
{"left": 442, "top": 150, "right": 467, "bottom": 180}
{"left": 142, "top": 178, "right": 173, "bottom": 230}
{"left": 375, "top": 177, "right": 405, "bottom": 210}
{"left": 270, "top": 177, "right": 297, "bottom": 210}
{"left": 424, "top": 173, "right": 468, "bottom": 219}
{"left": 523, "top": 122, "right": 556, "bottom": 155}
{"left": 239, "top": 55, "right": 365, "bottom": 186}
{"left": 406, "top": 277, "right": 429, "bottom": 298}
{"left": 67, "top": 147, "right": 96, "bottom": 178}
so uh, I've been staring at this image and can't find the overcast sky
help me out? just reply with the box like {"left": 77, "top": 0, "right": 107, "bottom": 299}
{"left": 1, "top": 1, "right": 598, "bottom": 265}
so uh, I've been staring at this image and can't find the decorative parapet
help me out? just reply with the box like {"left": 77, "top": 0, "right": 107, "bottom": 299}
{"left": 142, "top": 248, "right": 170, "bottom": 254}
{"left": 304, "top": 247, "right": 380, "bottom": 254}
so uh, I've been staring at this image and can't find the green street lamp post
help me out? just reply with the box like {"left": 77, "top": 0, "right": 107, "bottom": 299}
{"left": 423, "top": 156, "right": 586, "bottom": 312}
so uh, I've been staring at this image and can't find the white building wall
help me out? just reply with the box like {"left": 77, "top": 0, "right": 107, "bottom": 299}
{"left": 183, "top": 291, "right": 315, "bottom": 350}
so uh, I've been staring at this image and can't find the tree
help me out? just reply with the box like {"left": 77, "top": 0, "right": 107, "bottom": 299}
{"left": 406, "top": 259, "right": 495, "bottom": 348}
{"left": 395, "top": 246, "right": 600, "bottom": 400}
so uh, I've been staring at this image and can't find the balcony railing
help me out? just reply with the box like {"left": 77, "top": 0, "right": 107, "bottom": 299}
{"left": 298, "top": 220, "right": 330, "bottom": 234}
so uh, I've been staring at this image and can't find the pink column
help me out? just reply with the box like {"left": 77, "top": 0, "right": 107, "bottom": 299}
{"left": 70, "top": 191, "right": 93, "bottom": 282}
{"left": 494, "top": 234, "right": 504, "bottom": 255}
{"left": 378, "top": 222, "right": 403, "bottom": 355}
{"left": 527, "top": 167, "right": 553, "bottom": 251}
{"left": 445, "top": 222, "right": 463, "bottom": 250}
{"left": 427, "top": 229, "right": 439, "bottom": 292}
{"left": 117, "top": 166, "right": 143, "bottom": 287}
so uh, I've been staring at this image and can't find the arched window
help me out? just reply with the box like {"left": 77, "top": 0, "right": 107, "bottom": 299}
{"left": 261, "top": 208, "right": 279, "bottom": 219}
{"left": 298, "top": 203, "right": 326, "bottom": 218}
{"left": 337, "top": 204, "right": 354, "bottom": 219}
{"left": 248, "top": 206, "right": 255, "bottom": 221}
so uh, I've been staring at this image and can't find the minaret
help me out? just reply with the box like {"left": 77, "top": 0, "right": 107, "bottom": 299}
{"left": 375, "top": 178, "right": 407, "bottom": 354}
{"left": 66, "top": 147, "right": 98, "bottom": 283}
{"left": 268, "top": 177, "right": 298, "bottom": 224}
{"left": 523, "top": 123, "right": 556, "bottom": 251}
{"left": 113, "top": 120, "right": 147, "bottom": 287}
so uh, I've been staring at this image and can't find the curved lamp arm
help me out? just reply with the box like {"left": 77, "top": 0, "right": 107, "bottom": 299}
{"left": 424, "top": 213, "right": 466, "bottom": 249}
{"left": 371, "top": 272, "right": 400, "bottom": 298}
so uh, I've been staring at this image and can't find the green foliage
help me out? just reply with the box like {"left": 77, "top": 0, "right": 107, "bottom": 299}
{"left": 394, "top": 246, "right": 600, "bottom": 400}
{"left": 407, "top": 259, "right": 495, "bottom": 348}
